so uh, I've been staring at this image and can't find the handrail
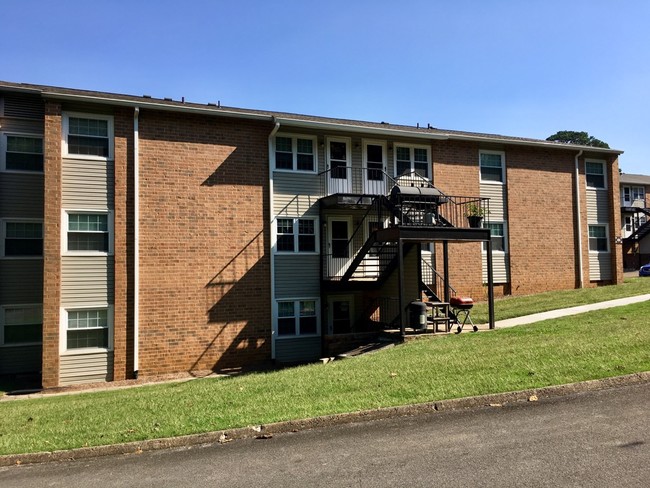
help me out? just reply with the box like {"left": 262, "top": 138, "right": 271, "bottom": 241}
{"left": 421, "top": 257, "right": 456, "bottom": 297}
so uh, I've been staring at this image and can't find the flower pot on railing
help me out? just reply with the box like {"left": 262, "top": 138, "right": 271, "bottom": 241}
{"left": 465, "top": 202, "right": 486, "bottom": 228}
{"left": 467, "top": 215, "right": 483, "bottom": 228}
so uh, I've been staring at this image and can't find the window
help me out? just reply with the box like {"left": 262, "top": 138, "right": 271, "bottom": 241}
{"left": 273, "top": 135, "right": 316, "bottom": 172}
{"left": 395, "top": 145, "right": 430, "bottom": 179}
{"left": 276, "top": 218, "right": 317, "bottom": 253}
{"left": 631, "top": 186, "right": 645, "bottom": 204}
{"left": 585, "top": 161, "right": 606, "bottom": 189}
{"left": 588, "top": 225, "right": 608, "bottom": 252}
{"left": 2, "top": 221, "right": 43, "bottom": 257}
{"left": 66, "top": 308, "right": 110, "bottom": 349}
{"left": 1, "top": 305, "right": 42, "bottom": 345}
{"left": 276, "top": 299, "right": 319, "bottom": 336}
{"left": 63, "top": 113, "right": 113, "bottom": 159}
{"left": 65, "top": 212, "right": 112, "bottom": 253}
{"left": 480, "top": 151, "right": 505, "bottom": 183}
{"left": 483, "top": 222, "right": 506, "bottom": 252}
{"left": 2, "top": 135, "right": 43, "bottom": 172}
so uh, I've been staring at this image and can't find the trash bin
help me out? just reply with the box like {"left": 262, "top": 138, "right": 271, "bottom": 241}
{"left": 409, "top": 301, "right": 427, "bottom": 330}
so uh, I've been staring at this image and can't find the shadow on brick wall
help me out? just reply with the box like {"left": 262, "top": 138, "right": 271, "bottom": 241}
{"left": 200, "top": 230, "right": 271, "bottom": 371}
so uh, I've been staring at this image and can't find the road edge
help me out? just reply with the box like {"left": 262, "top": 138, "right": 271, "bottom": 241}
{"left": 2, "top": 371, "right": 649, "bottom": 467}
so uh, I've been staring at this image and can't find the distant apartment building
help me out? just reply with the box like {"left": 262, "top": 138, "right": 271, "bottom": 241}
{"left": 620, "top": 173, "right": 650, "bottom": 269}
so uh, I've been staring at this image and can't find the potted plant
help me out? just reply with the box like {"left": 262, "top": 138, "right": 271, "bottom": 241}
{"left": 465, "top": 202, "right": 485, "bottom": 228}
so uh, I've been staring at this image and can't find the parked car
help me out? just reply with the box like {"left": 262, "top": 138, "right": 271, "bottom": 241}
{"left": 640, "top": 263, "right": 650, "bottom": 277}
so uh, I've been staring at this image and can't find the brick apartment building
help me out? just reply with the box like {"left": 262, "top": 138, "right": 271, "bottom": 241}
{"left": 0, "top": 81, "right": 623, "bottom": 388}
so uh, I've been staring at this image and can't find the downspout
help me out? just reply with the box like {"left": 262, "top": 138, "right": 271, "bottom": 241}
{"left": 575, "top": 150, "right": 584, "bottom": 288}
{"left": 268, "top": 118, "right": 280, "bottom": 360}
{"left": 133, "top": 107, "right": 140, "bottom": 378}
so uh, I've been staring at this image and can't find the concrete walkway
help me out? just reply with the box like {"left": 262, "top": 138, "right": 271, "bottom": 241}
{"left": 494, "top": 293, "right": 650, "bottom": 329}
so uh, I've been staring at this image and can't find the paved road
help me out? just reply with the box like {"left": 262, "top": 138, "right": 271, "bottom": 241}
{"left": 2, "top": 383, "right": 649, "bottom": 487}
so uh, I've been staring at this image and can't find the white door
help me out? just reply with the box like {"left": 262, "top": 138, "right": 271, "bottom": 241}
{"left": 327, "top": 138, "right": 352, "bottom": 194}
{"left": 327, "top": 216, "right": 352, "bottom": 278}
{"left": 363, "top": 141, "right": 387, "bottom": 195}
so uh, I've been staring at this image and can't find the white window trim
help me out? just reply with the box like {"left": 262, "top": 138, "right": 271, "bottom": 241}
{"left": 393, "top": 143, "right": 431, "bottom": 180}
{"left": 588, "top": 223, "right": 610, "bottom": 253}
{"left": 482, "top": 221, "right": 508, "bottom": 254}
{"left": 0, "top": 218, "right": 44, "bottom": 259}
{"left": 0, "top": 132, "right": 44, "bottom": 173}
{"left": 274, "top": 298, "right": 321, "bottom": 339}
{"left": 272, "top": 133, "right": 318, "bottom": 173}
{"left": 62, "top": 209, "right": 114, "bottom": 256}
{"left": 585, "top": 159, "right": 607, "bottom": 190}
{"left": 62, "top": 112, "right": 114, "bottom": 161}
{"left": 479, "top": 149, "right": 506, "bottom": 185}
{"left": 0, "top": 303, "right": 43, "bottom": 347}
{"left": 60, "top": 305, "right": 114, "bottom": 354}
{"left": 274, "top": 216, "right": 319, "bottom": 254}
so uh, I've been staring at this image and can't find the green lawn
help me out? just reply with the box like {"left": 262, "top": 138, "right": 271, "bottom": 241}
{"left": 471, "top": 276, "right": 650, "bottom": 323}
{"left": 1, "top": 291, "right": 649, "bottom": 456}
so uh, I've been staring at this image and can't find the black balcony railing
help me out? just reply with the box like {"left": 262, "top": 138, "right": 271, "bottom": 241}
{"left": 319, "top": 167, "right": 434, "bottom": 196}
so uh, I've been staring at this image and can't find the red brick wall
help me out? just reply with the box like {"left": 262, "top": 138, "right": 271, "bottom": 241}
{"left": 431, "top": 141, "right": 623, "bottom": 299}
{"left": 42, "top": 101, "right": 62, "bottom": 388}
{"left": 136, "top": 110, "right": 272, "bottom": 376}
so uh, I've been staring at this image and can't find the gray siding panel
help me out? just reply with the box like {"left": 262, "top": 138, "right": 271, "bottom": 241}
{"left": 0, "top": 345, "right": 41, "bottom": 374}
{"left": 586, "top": 189, "right": 610, "bottom": 224}
{"left": 482, "top": 253, "right": 509, "bottom": 284}
{"left": 275, "top": 337, "right": 321, "bottom": 363}
{"left": 61, "top": 256, "right": 114, "bottom": 306}
{"left": 480, "top": 183, "right": 505, "bottom": 220}
{"left": 273, "top": 173, "right": 322, "bottom": 216}
{"left": 59, "top": 351, "right": 113, "bottom": 385}
{"left": 62, "top": 159, "right": 113, "bottom": 209}
{"left": 275, "top": 255, "right": 320, "bottom": 298}
{"left": 0, "top": 260, "right": 43, "bottom": 303}
{"left": 589, "top": 253, "right": 612, "bottom": 281}
{"left": 0, "top": 173, "right": 44, "bottom": 218}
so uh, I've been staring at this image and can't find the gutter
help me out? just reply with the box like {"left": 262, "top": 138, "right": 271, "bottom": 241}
{"left": 268, "top": 119, "right": 281, "bottom": 360}
{"left": 134, "top": 107, "right": 140, "bottom": 377}
{"left": 575, "top": 150, "right": 584, "bottom": 288}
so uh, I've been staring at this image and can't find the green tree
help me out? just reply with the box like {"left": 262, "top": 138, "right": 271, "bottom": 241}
{"left": 546, "top": 130, "right": 609, "bottom": 148}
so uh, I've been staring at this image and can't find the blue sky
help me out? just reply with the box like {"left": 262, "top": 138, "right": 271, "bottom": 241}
{"left": 4, "top": 0, "right": 649, "bottom": 174}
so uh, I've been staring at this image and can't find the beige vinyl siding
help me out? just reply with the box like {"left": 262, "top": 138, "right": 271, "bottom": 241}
{"left": 586, "top": 188, "right": 612, "bottom": 280}
{"left": 273, "top": 173, "right": 321, "bottom": 216}
{"left": 481, "top": 182, "right": 509, "bottom": 283}
{"left": 275, "top": 337, "right": 321, "bottom": 363}
{"left": 0, "top": 118, "right": 43, "bottom": 134}
{"left": 61, "top": 256, "right": 114, "bottom": 306}
{"left": 59, "top": 351, "right": 114, "bottom": 385}
{"left": 0, "top": 344, "right": 42, "bottom": 375}
{"left": 0, "top": 260, "right": 43, "bottom": 303}
{"left": 482, "top": 253, "right": 509, "bottom": 284}
{"left": 62, "top": 158, "right": 114, "bottom": 209}
{"left": 275, "top": 255, "right": 320, "bottom": 298}
{"left": 0, "top": 173, "right": 44, "bottom": 218}
{"left": 586, "top": 189, "right": 610, "bottom": 224}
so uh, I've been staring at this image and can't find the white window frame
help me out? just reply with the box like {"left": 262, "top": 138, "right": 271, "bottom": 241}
{"left": 479, "top": 150, "right": 506, "bottom": 184}
{"left": 585, "top": 159, "right": 607, "bottom": 190}
{"left": 62, "top": 112, "right": 114, "bottom": 161}
{"left": 482, "top": 221, "right": 508, "bottom": 253}
{"left": 0, "top": 304, "right": 43, "bottom": 347}
{"left": 274, "top": 217, "right": 319, "bottom": 254}
{"left": 393, "top": 143, "right": 431, "bottom": 180}
{"left": 0, "top": 218, "right": 44, "bottom": 259}
{"left": 0, "top": 132, "right": 44, "bottom": 173}
{"left": 588, "top": 224, "right": 610, "bottom": 253}
{"left": 272, "top": 133, "right": 318, "bottom": 173}
{"left": 60, "top": 305, "right": 113, "bottom": 354}
{"left": 275, "top": 298, "right": 320, "bottom": 338}
{"left": 62, "top": 210, "right": 114, "bottom": 256}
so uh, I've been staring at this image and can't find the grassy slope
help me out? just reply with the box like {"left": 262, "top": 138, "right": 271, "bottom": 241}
{"left": 1, "top": 298, "right": 649, "bottom": 455}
